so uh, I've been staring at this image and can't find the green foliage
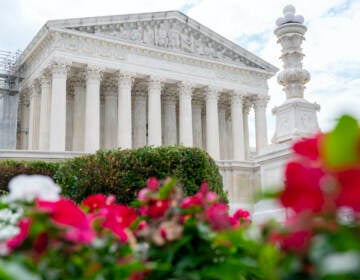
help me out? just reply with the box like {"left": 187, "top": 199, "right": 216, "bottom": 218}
{"left": 55, "top": 146, "right": 226, "bottom": 204}
{"left": 0, "top": 160, "right": 59, "bottom": 193}
{"left": 323, "top": 115, "right": 360, "bottom": 168}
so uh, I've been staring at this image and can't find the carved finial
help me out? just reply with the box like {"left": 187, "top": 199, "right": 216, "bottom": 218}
{"left": 276, "top": 5, "right": 304, "bottom": 26}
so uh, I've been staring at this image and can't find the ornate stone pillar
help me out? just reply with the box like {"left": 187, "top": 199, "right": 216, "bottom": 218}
{"left": 84, "top": 66, "right": 103, "bottom": 153}
{"left": 192, "top": 98, "right": 203, "bottom": 148}
{"left": 18, "top": 92, "right": 30, "bottom": 149}
{"left": 162, "top": 91, "right": 177, "bottom": 146}
{"left": 178, "top": 82, "right": 193, "bottom": 146}
{"left": 254, "top": 96, "right": 269, "bottom": 154}
{"left": 219, "top": 104, "right": 227, "bottom": 160}
{"left": 103, "top": 81, "right": 118, "bottom": 149}
{"left": 117, "top": 72, "right": 133, "bottom": 149}
{"left": 231, "top": 93, "right": 245, "bottom": 160}
{"left": 28, "top": 80, "right": 41, "bottom": 150}
{"left": 133, "top": 85, "right": 147, "bottom": 148}
{"left": 66, "top": 90, "right": 74, "bottom": 151}
{"left": 72, "top": 78, "right": 86, "bottom": 151}
{"left": 205, "top": 87, "right": 220, "bottom": 160}
{"left": 147, "top": 77, "right": 163, "bottom": 146}
{"left": 49, "top": 61, "right": 69, "bottom": 151}
{"left": 38, "top": 74, "right": 51, "bottom": 150}
{"left": 243, "top": 98, "right": 251, "bottom": 159}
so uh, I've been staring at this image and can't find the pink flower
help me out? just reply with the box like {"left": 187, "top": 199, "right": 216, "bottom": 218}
{"left": 146, "top": 177, "right": 160, "bottom": 191}
{"left": 335, "top": 169, "right": 360, "bottom": 211}
{"left": 140, "top": 199, "right": 169, "bottom": 219}
{"left": 37, "top": 198, "right": 95, "bottom": 243}
{"left": 82, "top": 194, "right": 115, "bottom": 212}
{"left": 271, "top": 230, "right": 313, "bottom": 253}
{"left": 292, "top": 135, "right": 322, "bottom": 161}
{"left": 206, "top": 202, "right": 233, "bottom": 231}
{"left": 138, "top": 188, "right": 150, "bottom": 202}
{"left": 180, "top": 193, "right": 202, "bottom": 208}
{"left": 233, "top": 209, "right": 250, "bottom": 221}
{"left": 6, "top": 218, "right": 32, "bottom": 250}
{"left": 280, "top": 162, "right": 325, "bottom": 213}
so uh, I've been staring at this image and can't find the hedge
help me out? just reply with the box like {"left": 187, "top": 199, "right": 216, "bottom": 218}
{"left": 0, "top": 160, "right": 59, "bottom": 193}
{"left": 0, "top": 146, "right": 226, "bottom": 204}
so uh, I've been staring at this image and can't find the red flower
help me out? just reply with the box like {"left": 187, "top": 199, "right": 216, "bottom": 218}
{"left": 140, "top": 199, "right": 169, "bottom": 219}
{"left": 82, "top": 194, "right": 115, "bottom": 212}
{"left": 34, "top": 232, "right": 49, "bottom": 255}
{"left": 233, "top": 209, "right": 250, "bottom": 222}
{"left": 37, "top": 198, "right": 95, "bottom": 243}
{"left": 146, "top": 177, "right": 160, "bottom": 191}
{"left": 180, "top": 193, "right": 202, "bottom": 209}
{"left": 206, "top": 202, "right": 233, "bottom": 231}
{"left": 335, "top": 169, "right": 360, "bottom": 211}
{"left": 293, "top": 135, "right": 322, "bottom": 161}
{"left": 6, "top": 218, "right": 32, "bottom": 250}
{"left": 280, "top": 162, "right": 325, "bottom": 213}
{"left": 272, "top": 230, "right": 312, "bottom": 253}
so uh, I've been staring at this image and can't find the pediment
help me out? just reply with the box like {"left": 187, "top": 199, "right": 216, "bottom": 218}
{"left": 45, "top": 11, "right": 277, "bottom": 72}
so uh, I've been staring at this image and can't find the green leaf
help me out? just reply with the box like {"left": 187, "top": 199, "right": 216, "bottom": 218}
{"left": 324, "top": 115, "right": 360, "bottom": 168}
{"left": 158, "top": 178, "right": 177, "bottom": 199}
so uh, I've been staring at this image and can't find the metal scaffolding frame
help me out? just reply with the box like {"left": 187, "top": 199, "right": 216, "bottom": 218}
{"left": 0, "top": 49, "right": 22, "bottom": 95}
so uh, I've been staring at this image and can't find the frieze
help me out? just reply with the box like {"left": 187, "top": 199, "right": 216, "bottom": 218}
{"left": 68, "top": 19, "right": 262, "bottom": 69}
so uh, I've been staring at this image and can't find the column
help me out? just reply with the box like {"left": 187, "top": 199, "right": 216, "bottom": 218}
{"left": 28, "top": 80, "right": 41, "bottom": 150}
{"left": 18, "top": 93, "right": 30, "bottom": 149}
{"left": 66, "top": 91, "right": 74, "bottom": 151}
{"left": 162, "top": 93, "right": 177, "bottom": 145}
{"left": 147, "top": 77, "right": 163, "bottom": 146}
{"left": 84, "top": 66, "right": 103, "bottom": 153}
{"left": 205, "top": 87, "right": 220, "bottom": 160}
{"left": 254, "top": 96, "right": 269, "bottom": 154}
{"left": 133, "top": 87, "right": 147, "bottom": 148}
{"left": 231, "top": 93, "right": 245, "bottom": 160}
{"left": 72, "top": 78, "right": 86, "bottom": 151}
{"left": 219, "top": 104, "right": 227, "bottom": 160}
{"left": 243, "top": 98, "right": 251, "bottom": 159}
{"left": 49, "top": 62, "right": 69, "bottom": 151}
{"left": 117, "top": 72, "right": 133, "bottom": 149}
{"left": 192, "top": 99, "right": 202, "bottom": 148}
{"left": 178, "top": 82, "right": 193, "bottom": 146}
{"left": 38, "top": 74, "right": 51, "bottom": 150}
{"left": 103, "top": 82, "right": 118, "bottom": 149}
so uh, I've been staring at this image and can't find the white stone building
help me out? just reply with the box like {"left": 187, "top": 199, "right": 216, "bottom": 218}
{"left": 0, "top": 6, "right": 320, "bottom": 220}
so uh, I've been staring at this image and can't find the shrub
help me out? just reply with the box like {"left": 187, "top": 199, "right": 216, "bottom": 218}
{"left": 55, "top": 146, "right": 226, "bottom": 204}
{"left": 0, "top": 160, "right": 59, "bottom": 193}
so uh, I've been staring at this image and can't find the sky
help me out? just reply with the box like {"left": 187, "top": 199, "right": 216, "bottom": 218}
{"left": 1, "top": 0, "right": 359, "bottom": 144}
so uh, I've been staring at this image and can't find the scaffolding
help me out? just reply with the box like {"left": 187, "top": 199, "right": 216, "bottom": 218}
{"left": 0, "top": 49, "right": 22, "bottom": 149}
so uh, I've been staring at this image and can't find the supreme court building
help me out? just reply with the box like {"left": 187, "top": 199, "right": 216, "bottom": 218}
{"left": 1, "top": 7, "right": 320, "bottom": 220}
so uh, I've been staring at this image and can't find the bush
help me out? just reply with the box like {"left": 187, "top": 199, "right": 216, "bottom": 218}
{"left": 55, "top": 146, "right": 226, "bottom": 204}
{"left": 0, "top": 160, "right": 59, "bottom": 193}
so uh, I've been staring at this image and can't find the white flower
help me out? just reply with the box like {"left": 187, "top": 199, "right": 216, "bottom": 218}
{"left": 7, "top": 175, "right": 61, "bottom": 202}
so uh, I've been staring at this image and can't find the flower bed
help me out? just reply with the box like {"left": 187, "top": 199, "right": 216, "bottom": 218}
{"left": 0, "top": 115, "right": 359, "bottom": 279}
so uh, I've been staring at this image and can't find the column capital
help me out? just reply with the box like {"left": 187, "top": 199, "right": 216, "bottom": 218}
{"left": 204, "top": 86, "right": 219, "bottom": 101}
{"left": 40, "top": 72, "right": 51, "bottom": 87}
{"left": 51, "top": 61, "right": 71, "bottom": 78}
{"left": 230, "top": 92, "right": 245, "bottom": 105}
{"left": 163, "top": 92, "right": 177, "bottom": 104}
{"left": 177, "top": 81, "right": 193, "bottom": 97}
{"left": 243, "top": 97, "right": 252, "bottom": 115}
{"left": 118, "top": 72, "right": 134, "bottom": 89}
{"left": 86, "top": 65, "right": 104, "bottom": 82}
{"left": 148, "top": 76, "right": 164, "bottom": 92}
{"left": 30, "top": 80, "right": 41, "bottom": 98}
{"left": 253, "top": 95, "right": 270, "bottom": 109}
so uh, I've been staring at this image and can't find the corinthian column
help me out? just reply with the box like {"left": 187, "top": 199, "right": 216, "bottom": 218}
{"left": 103, "top": 81, "right": 118, "bottom": 149}
{"left": 192, "top": 98, "right": 203, "bottom": 148}
{"left": 133, "top": 86, "right": 147, "bottom": 148}
{"left": 84, "top": 66, "right": 103, "bottom": 153}
{"left": 205, "top": 87, "right": 220, "bottom": 160}
{"left": 231, "top": 93, "right": 245, "bottom": 160}
{"left": 28, "top": 81, "right": 41, "bottom": 150}
{"left": 38, "top": 74, "right": 51, "bottom": 150}
{"left": 117, "top": 72, "right": 133, "bottom": 149}
{"left": 254, "top": 96, "right": 269, "bottom": 153}
{"left": 49, "top": 61, "right": 69, "bottom": 151}
{"left": 243, "top": 98, "right": 251, "bottom": 159}
{"left": 147, "top": 77, "right": 163, "bottom": 146}
{"left": 72, "top": 77, "right": 86, "bottom": 151}
{"left": 178, "top": 82, "right": 193, "bottom": 146}
{"left": 162, "top": 91, "right": 177, "bottom": 146}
